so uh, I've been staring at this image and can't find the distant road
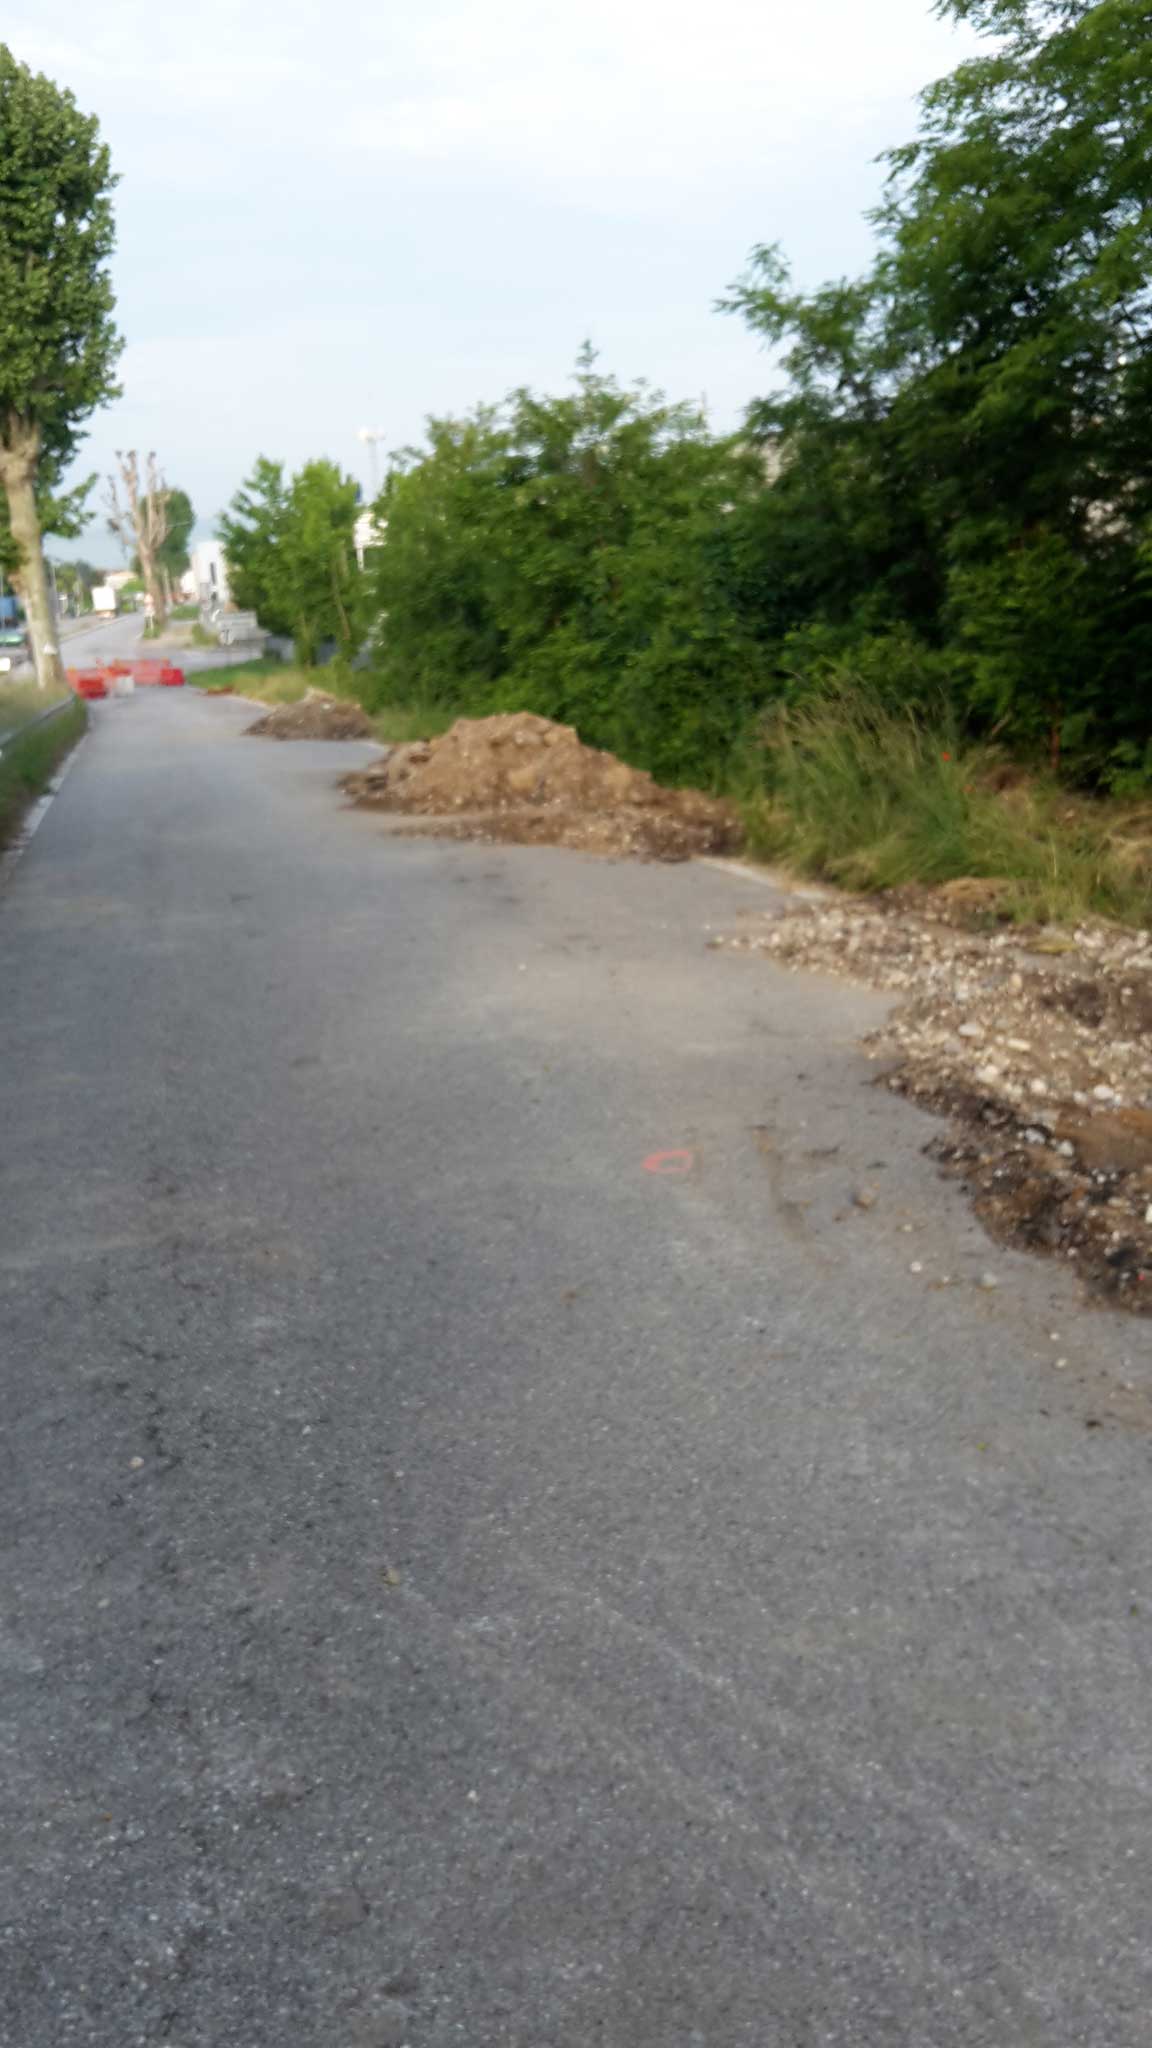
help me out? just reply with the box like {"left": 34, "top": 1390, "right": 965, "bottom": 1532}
{"left": 2, "top": 687, "right": 1151, "bottom": 2047}
{"left": 5, "top": 610, "right": 144, "bottom": 682}
{"left": 56, "top": 610, "right": 146, "bottom": 670}
{"left": 20, "top": 610, "right": 236, "bottom": 680}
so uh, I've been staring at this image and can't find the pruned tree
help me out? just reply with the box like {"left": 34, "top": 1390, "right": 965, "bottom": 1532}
{"left": 0, "top": 46, "right": 121, "bottom": 688}
{"left": 106, "top": 451, "right": 170, "bottom": 628}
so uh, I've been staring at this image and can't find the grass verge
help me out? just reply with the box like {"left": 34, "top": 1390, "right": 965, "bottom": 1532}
{"left": 0, "top": 699, "right": 87, "bottom": 849}
{"left": 738, "top": 689, "right": 1152, "bottom": 927}
{"left": 0, "top": 678, "right": 71, "bottom": 733}
{"left": 187, "top": 656, "right": 306, "bottom": 696}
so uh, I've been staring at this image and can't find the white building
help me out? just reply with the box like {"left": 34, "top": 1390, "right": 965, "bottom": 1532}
{"left": 354, "top": 511, "right": 386, "bottom": 569}
{"left": 185, "top": 540, "right": 231, "bottom": 610}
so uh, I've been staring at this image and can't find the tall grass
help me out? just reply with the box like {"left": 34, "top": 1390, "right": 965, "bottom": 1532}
{"left": 186, "top": 656, "right": 304, "bottom": 695}
{"left": 0, "top": 677, "right": 70, "bottom": 730}
{"left": 187, "top": 659, "right": 455, "bottom": 744}
{"left": 740, "top": 688, "right": 1152, "bottom": 927}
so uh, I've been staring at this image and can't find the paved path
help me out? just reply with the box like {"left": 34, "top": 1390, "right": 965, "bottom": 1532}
{"left": 2, "top": 689, "right": 1150, "bottom": 2047}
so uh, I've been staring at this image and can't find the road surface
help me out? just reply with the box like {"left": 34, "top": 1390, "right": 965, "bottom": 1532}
{"left": 14, "top": 610, "right": 240, "bottom": 683}
{"left": 2, "top": 689, "right": 1151, "bottom": 2047}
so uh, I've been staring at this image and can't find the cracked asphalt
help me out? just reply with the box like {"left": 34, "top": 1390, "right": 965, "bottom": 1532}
{"left": 2, "top": 686, "right": 1151, "bottom": 2047}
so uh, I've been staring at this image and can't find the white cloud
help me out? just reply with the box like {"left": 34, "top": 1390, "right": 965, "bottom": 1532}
{"left": 12, "top": 0, "right": 972, "bottom": 191}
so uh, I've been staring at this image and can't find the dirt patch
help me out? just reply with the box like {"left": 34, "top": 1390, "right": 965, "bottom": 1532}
{"left": 247, "top": 691, "right": 373, "bottom": 741}
{"left": 717, "top": 894, "right": 1152, "bottom": 1310}
{"left": 339, "top": 713, "right": 740, "bottom": 862}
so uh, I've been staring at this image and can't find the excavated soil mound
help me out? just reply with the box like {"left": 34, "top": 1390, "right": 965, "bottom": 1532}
{"left": 247, "top": 691, "right": 373, "bottom": 741}
{"left": 339, "top": 713, "right": 740, "bottom": 862}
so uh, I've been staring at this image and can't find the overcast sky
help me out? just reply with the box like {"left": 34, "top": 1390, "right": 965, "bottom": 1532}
{"left": 9, "top": 1, "right": 975, "bottom": 559}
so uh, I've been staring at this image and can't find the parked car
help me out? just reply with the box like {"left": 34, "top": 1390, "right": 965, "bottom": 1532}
{"left": 0, "top": 624, "right": 29, "bottom": 674}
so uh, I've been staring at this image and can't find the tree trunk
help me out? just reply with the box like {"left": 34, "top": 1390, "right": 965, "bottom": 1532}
{"left": 137, "top": 538, "right": 166, "bottom": 635}
{"left": 0, "top": 427, "right": 66, "bottom": 694}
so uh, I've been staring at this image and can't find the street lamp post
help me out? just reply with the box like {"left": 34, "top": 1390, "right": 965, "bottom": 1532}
{"left": 357, "top": 426, "right": 385, "bottom": 499}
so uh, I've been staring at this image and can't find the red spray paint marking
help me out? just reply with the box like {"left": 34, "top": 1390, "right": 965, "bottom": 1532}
{"left": 642, "top": 1149, "right": 695, "bottom": 1178}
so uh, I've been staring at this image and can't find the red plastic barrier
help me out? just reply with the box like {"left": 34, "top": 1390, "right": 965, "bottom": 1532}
{"left": 158, "top": 664, "right": 185, "bottom": 687}
{"left": 73, "top": 669, "right": 109, "bottom": 699}
{"left": 132, "top": 660, "right": 165, "bottom": 684}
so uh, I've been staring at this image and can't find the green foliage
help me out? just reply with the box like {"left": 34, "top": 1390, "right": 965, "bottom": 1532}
{"left": 162, "top": 488, "right": 195, "bottom": 577}
{"left": 722, "top": 0, "right": 1152, "bottom": 784}
{"left": 132, "top": 487, "right": 194, "bottom": 580}
{"left": 217, "top": 458, "right": 289, "bottom": 629}
{"left": 0, "top": 46, "right": 120, "bottom": 555}
{"left": 0, "top": 46, "right": 119, "bottom": 687}
{"left": 0, "top": 676, "right": 69, "bottom": 727}
{"left": 185, "top": 656, "right": 454, "bottom": 744}
{"left": 0, "top": 696, "right": 85, "bottom": 846}
{"left": 371, "top": 352, "right": 770, "bottom": 782}
{"left": 211, "top": 3, "right": 1152, "bottom": 849}
{"left": 219, "top": 458, "right": 364, "bottom": 664}
{"left": 186, "top": 654, "right": 290, "bottom": 692}
{"left": 0, "top": 47, "right": 121, "bottom": 450}
{"left": 49, "top": 557, "right": 97, "bottom": 607}
{"left": 4, "top": 471, "right": 100, "bottom": 576}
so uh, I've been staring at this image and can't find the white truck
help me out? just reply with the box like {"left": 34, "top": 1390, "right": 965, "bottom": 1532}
{"left": 91, "top": 584, "right": 118, "bottom": 618}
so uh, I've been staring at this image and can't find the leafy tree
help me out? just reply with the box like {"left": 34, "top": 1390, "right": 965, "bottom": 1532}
{"left": 156, "top": 488, "right": 194, "bottom": 582}
{"left": 0, "top": 46, "right": 120, "bottom": 688}
{"left": 724, "top": 0, "right": 1152, "bottom": 780}
{"left": 219, "top": 456, "right": 363, "bottom": 663}
{"left": 49, "top": 556, "right": 98, "bottom": 611}
{"left": 218, "top": 458, "right": 290, "bottom": 630}
{"left": 373, "top": 353, "right": 770, "bottom": 780}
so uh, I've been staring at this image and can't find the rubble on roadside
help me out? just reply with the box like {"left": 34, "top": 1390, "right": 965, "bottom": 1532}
{"left": 339, "top": 712, "right": 740, "bottom": 862}
{"left": 717, "top": 890, "right": 1152, "bottom": 1310}
{"left": 247, "top": 691, "right": 374, "bottom": 741}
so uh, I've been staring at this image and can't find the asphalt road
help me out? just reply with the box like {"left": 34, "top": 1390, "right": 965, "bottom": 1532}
{"left": 5, "top": 610, "right": 142, "bottom": 685}
{"left": 2, "top": 689, "right": 1151, "bottom": 2048}
{"left": 58, "top": 612, "right": 150, "bottom": 671}
{"left": 15, "top": 610, "right": 239, "bottom": 683}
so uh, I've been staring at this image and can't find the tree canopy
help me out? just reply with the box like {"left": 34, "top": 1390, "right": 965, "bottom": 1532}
{"left": 133, "top": 486, "right": 194, "bottom": 581}
{"left": 721, "top": 0, "right": 1152, "bottom": 777}
{"left": 0, "top": 45, "right": 120, "bottom": 684}
{"left": 219, "top": 458, "right": 364, "bottom": 664}
{"left": 217, "top": 1, "right": 1152, "bottom": 790}
{"left": 370, "top": 352, "right": 769, "bottom": 781}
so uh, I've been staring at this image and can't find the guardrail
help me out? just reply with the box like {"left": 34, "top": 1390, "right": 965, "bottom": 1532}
{"left": 0, "top": 696, "right": 81, "bottom": 756}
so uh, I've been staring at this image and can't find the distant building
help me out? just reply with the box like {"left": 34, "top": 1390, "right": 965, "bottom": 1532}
{"left": 187, "top": 540, "right": 231, "bottom": 610}
{"left": 354, "top": 511, "right": 385, "bottom": 569}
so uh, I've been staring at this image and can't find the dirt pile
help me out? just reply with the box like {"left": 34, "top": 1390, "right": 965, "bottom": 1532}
{"left": 339, "top": 712, "right": 740, "bottom": 861}
{"left": 718, "top": 893, "right": 1152, "bottom": 1309}
{"left": 247, "top": 691, "right": 373, "bottom": 741}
